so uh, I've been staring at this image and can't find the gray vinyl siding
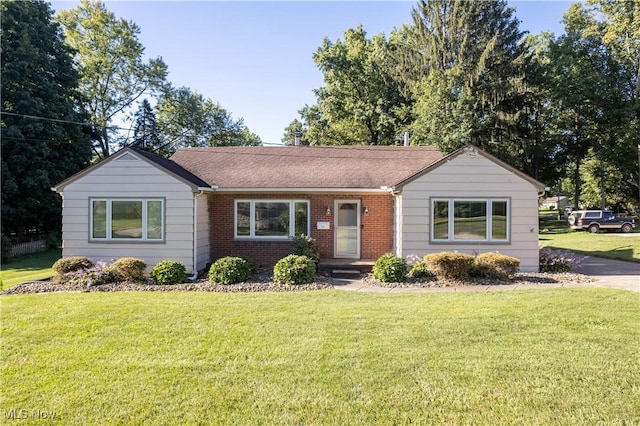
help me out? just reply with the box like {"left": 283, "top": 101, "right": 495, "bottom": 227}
{"left": 398, "top": 153, "right": 540, "bottom": 272}
{"left": 60, "top": 153, "right": 201, "bottom": 274}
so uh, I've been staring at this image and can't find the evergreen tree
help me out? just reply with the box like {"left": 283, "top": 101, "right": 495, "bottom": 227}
{"left": 1, "top": 0, "right": 91, "bottom": 238}
{"left": 407, "top": 0, "right": 528, "bottom": 155}
{"left": 130, "top": 99, "right": 163, "bottom": 153}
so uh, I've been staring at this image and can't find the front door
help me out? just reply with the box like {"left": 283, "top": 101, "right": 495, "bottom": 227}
{"left": 334, "top": 200, "right": 360, "bottom": 258}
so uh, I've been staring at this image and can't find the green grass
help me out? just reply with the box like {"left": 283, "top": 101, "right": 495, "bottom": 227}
{"left": 539, "top": 217, "right": 640, "bottom": 262}
{"left": 1, "top": 289, "right": 639, "bottom": 424}
{"left": 0, "top": 249, "right": 61, "bottom": 291}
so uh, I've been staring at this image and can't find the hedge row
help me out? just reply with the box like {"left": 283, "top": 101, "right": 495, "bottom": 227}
{"left": 373, "top": 252, "right": 522, "bottom": 283}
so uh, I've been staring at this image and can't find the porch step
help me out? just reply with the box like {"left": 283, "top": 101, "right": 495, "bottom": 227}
{"left": 331, "top": 269, "right": 360, "bottom": 278}
{"left": 318, "top": 259, "right": 375, "bottom": 274}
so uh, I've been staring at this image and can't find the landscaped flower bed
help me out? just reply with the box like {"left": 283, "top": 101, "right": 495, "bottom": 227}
{"left": 2, "top": 269, "right": 595, "bottom": 295}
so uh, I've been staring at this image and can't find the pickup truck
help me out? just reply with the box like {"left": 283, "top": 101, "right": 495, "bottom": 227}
{"left": 567, "top": 210, "right": 636, "bottom": 233}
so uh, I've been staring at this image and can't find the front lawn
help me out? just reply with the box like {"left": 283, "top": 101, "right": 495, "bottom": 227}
{"left": 2, "top": 289, "right": 638, "bottom": 424}
{"left": 539, "top": 228, "right": 640, "bottom": 262}
{"left": 0, "top": 249, "right": 61, "bottom": 290}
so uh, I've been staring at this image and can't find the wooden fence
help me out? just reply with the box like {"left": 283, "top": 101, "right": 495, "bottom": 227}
{"left": 10, "top": 239, "right": 48, "bottom": 258}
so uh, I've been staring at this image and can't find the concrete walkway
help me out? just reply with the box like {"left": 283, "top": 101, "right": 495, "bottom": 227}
{"left": 332, "top": 256, "right": 639, "bottom": 293}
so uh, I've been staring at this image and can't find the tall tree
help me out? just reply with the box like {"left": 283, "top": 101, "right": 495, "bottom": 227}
{"left": 129, "top": 99, "right": 163, "bottom": 153}
{"left": 584, "top": 0, "right": 640, "bottom": 209}
{"left": 548, "top": 3, "right": 637, "bottom": 208}
{"left": 155, "top": 87, "right": 261, "bottom": 155}
{"left": 1, "top": 0, "right": 91, "bottom": 237}
{"left": 304, "top": 26, "right": 412, "bottom": 145}
{"left": 57, "top": 0, "right": 168, "bottom": 159}
{"left": 407, "top": 0, "right": 528, "bottom": 155}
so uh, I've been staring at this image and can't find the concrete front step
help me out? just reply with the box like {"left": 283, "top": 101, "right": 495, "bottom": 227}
{"left": 318, "top": 259, "right": 375, "bottom": 274}
{"left": 331, "top": 269, "right": 362, "bottom": 278}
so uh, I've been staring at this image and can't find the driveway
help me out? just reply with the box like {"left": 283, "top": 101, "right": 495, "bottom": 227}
{"left": 573, "top": 256, "right": 639, "bottom": 292}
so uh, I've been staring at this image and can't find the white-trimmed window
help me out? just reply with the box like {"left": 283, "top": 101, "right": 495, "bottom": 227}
{"left": 235, "top": 200, "right": 309, "bottom": 238}
{"left": 90, "top": 199, "right": 164, "bottom": 241}
{"left": 431, "top": 198, "right": 509, "bottom": 242}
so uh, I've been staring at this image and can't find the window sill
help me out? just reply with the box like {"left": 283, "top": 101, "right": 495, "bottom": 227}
{"left": 89, "top": 240, "right": 166, "bottom": 244}
{"left": 233, "top": 237, "right": 293, "bottom": 243}
{"left": 429, "top": 240, "right": 510, "bottom": 245}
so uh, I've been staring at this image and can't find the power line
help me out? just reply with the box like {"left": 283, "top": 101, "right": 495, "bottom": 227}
{"left": 0, "top": 111, "right": 132, "bottom": 132}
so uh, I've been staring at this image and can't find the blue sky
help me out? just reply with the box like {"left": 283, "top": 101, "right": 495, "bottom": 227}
{"left": 51, "top": 1, "right": 573, "bottom": 145}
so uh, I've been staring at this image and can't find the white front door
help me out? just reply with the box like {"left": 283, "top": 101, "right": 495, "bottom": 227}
{"left": 334, "top": 200, "right": 360, "bottom": 258}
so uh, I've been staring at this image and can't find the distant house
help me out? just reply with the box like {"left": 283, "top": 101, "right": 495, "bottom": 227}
{"left": 541, "top": 195, "right": 570, "bottom": 210}
{"left": 52, "top": 145, "right": 545, "bottom": 274}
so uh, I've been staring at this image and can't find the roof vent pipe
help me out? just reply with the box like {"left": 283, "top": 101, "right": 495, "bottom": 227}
{"left": 403, "top": 131, "right": 409, "bottom": 147}
{"left": 294, "top": 132, "right": 301, "bottom": 146}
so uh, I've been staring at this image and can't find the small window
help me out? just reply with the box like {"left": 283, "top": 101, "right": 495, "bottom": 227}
{"left": 431, "top": 198, "right": 509, "bottom": 243}
{"left": 90, "top": 199, "right": 164, "bottom": 241}
{"left": 235, "top": 200, "right": 309, "bottom": 238}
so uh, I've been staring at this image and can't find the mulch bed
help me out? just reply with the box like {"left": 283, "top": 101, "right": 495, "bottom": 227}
{"left": 362, "top": 272, "right": 596, "bottom": 288}
{"left": 2, "top": 269, "right": 595, "bottom": 295}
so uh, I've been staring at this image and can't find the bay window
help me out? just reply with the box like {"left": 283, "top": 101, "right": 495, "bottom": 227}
{"left": 90, "top": 199, "right": 164, "bottom": 241}
{"left": 235, "top": 200, "right": 309, "bottom": 238}
{"left": 431, "top": 198, "right": 509, "bottom": 242}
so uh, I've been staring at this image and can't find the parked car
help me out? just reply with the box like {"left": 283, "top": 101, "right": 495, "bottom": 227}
{"left": 567, "top": 210, "right": 636, "bottom": 233}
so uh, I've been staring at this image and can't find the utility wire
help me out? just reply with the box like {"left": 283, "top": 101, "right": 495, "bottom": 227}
{"left": 0, "top": 111, "right": 133, "bottom": 132}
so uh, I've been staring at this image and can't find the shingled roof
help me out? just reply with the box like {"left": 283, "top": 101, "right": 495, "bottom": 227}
{"left": 169, "top": 146, "right": 445, "bottom": 190}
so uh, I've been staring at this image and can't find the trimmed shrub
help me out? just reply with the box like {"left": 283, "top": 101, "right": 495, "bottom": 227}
{"left": 273, "top": 254, "right": 316, "bottom": 285}
{"left": 151, "top": 260, "right": 187, "bottom": 285}
{"left": 52, "top": 256, "right": 94, "bottom": 275}
{"left": 424, "top": 252, "right": 475, "bottom": 280}
{"left": 372, "top": 253, "right": 407, "bottom": 283}
{"left": 473, "top": 252, "right": 520, "bottom": 280}
{"left": 289, "top": 234, "right": 320, "bottom": 263}
{"left": 63, "top": 261, "right": 117, "bottom": 286}
{"left": 109, "top": 257, "right": 147, "bottom": 282}
{"left": 407, "top": 261, "right": 433, "bottom": 279}
{"left": 208, "top": 256, "right": 254, "bottom": 284}
{"left": 539, "top": 248, "right": 579, "bottom": 273}
{"left": 95, "top": 265, "right": 121, "bottom": 285}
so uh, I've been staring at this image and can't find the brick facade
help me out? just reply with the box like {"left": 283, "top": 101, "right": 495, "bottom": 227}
{"left": 208, "top": 193, "right": 394, "bottom": 268}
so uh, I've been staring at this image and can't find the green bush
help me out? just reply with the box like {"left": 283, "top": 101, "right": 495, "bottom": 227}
{"left": 1, "top": 234, "right": 12, "bottom": 264}
{"left": 539, "top": 248, "right": 577, "bottom": 273}
{"left": 208, "top": 256, "right": 254, "bottom": 284}
{"left": 273, "top": 255, "right": 316, "bottom": 285}
{"left": 46, "top": 232, "right": 61, "bottom": 249}
{"left": 151, "top": 260, "right": 187, "bottom": 285}
{"left": 95, "top": 265, "right": 121, "bottom": 285}
{"left": 289, "top": 234, "right": 320, "bottom": 263}
{"left": 424, "top": 252, "right": 475, "bottom": 280}
{"left": 407, "top": 261, "right": 433, "bottom": 279}
{"left": 372, "top": 253, "right": 407, "bottom": 283}
{"left": 109, "top": 257, "right": 147, "bottom": 282}
{"left": 473, "top": 252, "right": 520, "bottom": 280}
{"left": 52, "top": 256, "right": 94, "bottom": 275}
